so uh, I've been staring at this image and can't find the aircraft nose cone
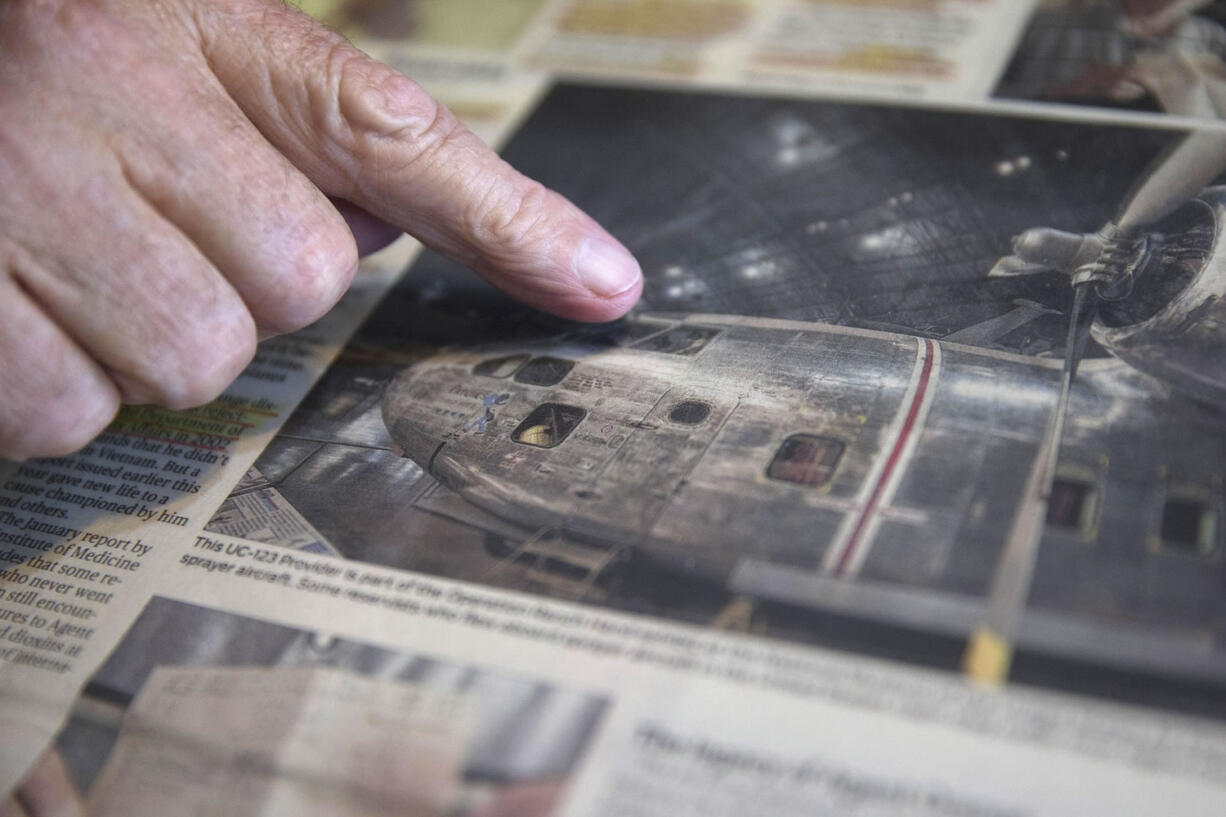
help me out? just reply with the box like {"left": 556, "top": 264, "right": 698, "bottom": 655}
{"left": 381, "top": 363, "right": 444, "bottom": 471}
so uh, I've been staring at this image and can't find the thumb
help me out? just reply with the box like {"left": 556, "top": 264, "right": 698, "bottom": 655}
{"left": 199, "top": 0, "right": 641, "bottom": 322}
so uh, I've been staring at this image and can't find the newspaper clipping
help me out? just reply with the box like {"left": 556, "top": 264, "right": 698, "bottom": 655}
{"left": 4, "top": 2, "right": 1226, "bottom": 815}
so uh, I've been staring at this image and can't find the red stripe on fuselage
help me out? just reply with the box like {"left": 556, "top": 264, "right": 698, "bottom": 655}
{"left": 834, "top": 338, "right": 936, "bottom": 577}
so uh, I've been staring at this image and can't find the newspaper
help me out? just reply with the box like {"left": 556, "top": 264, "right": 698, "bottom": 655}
{"left": 6, "top": 2, "right": 1226, "bottom": 814}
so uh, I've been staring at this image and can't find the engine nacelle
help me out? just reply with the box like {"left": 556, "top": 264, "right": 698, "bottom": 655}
{"left": 1093, "top": 189, "right": 1226, "bottom": 406}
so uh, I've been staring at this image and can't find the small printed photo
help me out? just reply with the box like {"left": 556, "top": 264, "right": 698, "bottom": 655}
{"left": 24, "top": 597, "right": 608, "bottom": 817}
{"left": 994, "top": 0, "right": 1226, "bottom": 117}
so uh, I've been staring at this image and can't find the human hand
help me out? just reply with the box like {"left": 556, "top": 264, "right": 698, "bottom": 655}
{"left": 0, "top": 0, "right": 642, "bottom": 461}
{"left": 2, "top": 747, "right": 84, "bottom": 817}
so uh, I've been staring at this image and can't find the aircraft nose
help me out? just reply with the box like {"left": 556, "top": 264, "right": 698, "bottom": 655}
{"left": 381, "top": 362, "right": 447, "bottom": 469}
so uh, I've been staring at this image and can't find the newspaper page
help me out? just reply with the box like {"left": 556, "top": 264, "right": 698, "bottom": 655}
{"left": 48, "top": 81, "right": 1226, "bottom": 814}
{"left": 7, "top": 2, "right": 1226, "bottom": 816}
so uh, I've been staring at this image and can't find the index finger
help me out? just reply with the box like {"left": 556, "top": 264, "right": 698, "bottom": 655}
{"left": 197, "top": 0, "right": 642, "bottom": 322}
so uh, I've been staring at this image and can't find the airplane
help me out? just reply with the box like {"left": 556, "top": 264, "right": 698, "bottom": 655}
{"left": 381, "top": 314, "right": 1226, "bottom": 686}
{"left": 380, "top": 131, "right": 1226, "bottom": 693}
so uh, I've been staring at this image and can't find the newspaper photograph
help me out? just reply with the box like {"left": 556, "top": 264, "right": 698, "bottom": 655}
{"left": 995, "top": 0, "right": 1226, "bottom": 118}
{"left": 21, "top": 596, "right": 607, "bottom": 817}
{"left": 208, "top": 82, "right": 1226, "bottom": 715}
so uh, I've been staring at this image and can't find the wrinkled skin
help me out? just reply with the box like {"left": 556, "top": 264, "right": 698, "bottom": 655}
{"left": 0, "top": 0, "right": 642, "bottom": 460}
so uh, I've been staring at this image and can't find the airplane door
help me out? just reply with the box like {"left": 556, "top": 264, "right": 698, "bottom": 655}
{"left": 565, "top": 387, "right": 738, "bottom": 543}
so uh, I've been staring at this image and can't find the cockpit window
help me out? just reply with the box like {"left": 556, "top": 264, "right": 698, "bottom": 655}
{"left": 473, "top": 354, "right": 529, "bottom": 379}
{"left": 512, "top": 403, "right": 587, "bottom": 449}
{"left": 766, "top": 434, "right": 844, "bottom": 487}
{"left": 514, "top": 357, "right": 575, "bottom": 386}
{"left": 1159, "top": 498, "right": 1218, "bottom": 555}
{"left": 1045, "top": 478, "right": 1098, "bottom": 535}
{"left": 630, "top": 326, "right": 720, "bottom": 356}
{"left": 668, "top": 400, "right": 711, "bottom": 425}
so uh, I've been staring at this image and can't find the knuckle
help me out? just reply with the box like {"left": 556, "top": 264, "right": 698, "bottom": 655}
{"left": 336, "top": 53, "right": 435, "bottom": 137}
{"left": 0, "top": 263, "right": 119, "bottom": 459}
{"left": 151, "top": 306, "right": 257, "bottom": 410}
{"left": 2, "top": 383, "right": 118, "bottom": 461}
{"left": 469, "top": 179, "right": 557, "bottom": 253}
{"left": 42, "top": 389, "right": 119, "bottom": 458}
{"left": 255, "top": 222, "right": 357, "bottom": 335}
{"left": 332, "top": 51, "right": 465, "bottom": 174}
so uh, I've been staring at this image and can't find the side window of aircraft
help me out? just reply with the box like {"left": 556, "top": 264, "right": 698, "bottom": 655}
{"left": 1045, "top": 478, "right": 1098, "bottom": 536}
{"left": 630, "top": 326, "right": 720, "bottom": 356}
{"left": 1159, "top": 497, "right": 1219, "bottom": 556}
{"left": 512, "top": 403, "right": 587, "bottom": 449}
{"left": 514, "top": 357, "right": 576, "bottom": 387}
{"left": 668, "top": 400, "right": 711, "bottom": 425}
{"left": 473, "top": 354, "right": 529, "bottom": 379}
{"left": 766, "top": 434, "right": 844, "bottom": 487}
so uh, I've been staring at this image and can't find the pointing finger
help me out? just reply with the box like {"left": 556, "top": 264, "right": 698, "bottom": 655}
{"left": 199, "top": 0, "right": 642, "bottom": 322}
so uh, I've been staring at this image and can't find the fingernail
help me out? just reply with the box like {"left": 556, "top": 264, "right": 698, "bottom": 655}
{"left": 574, "top": 238, "right": 642, "bottom": 297}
